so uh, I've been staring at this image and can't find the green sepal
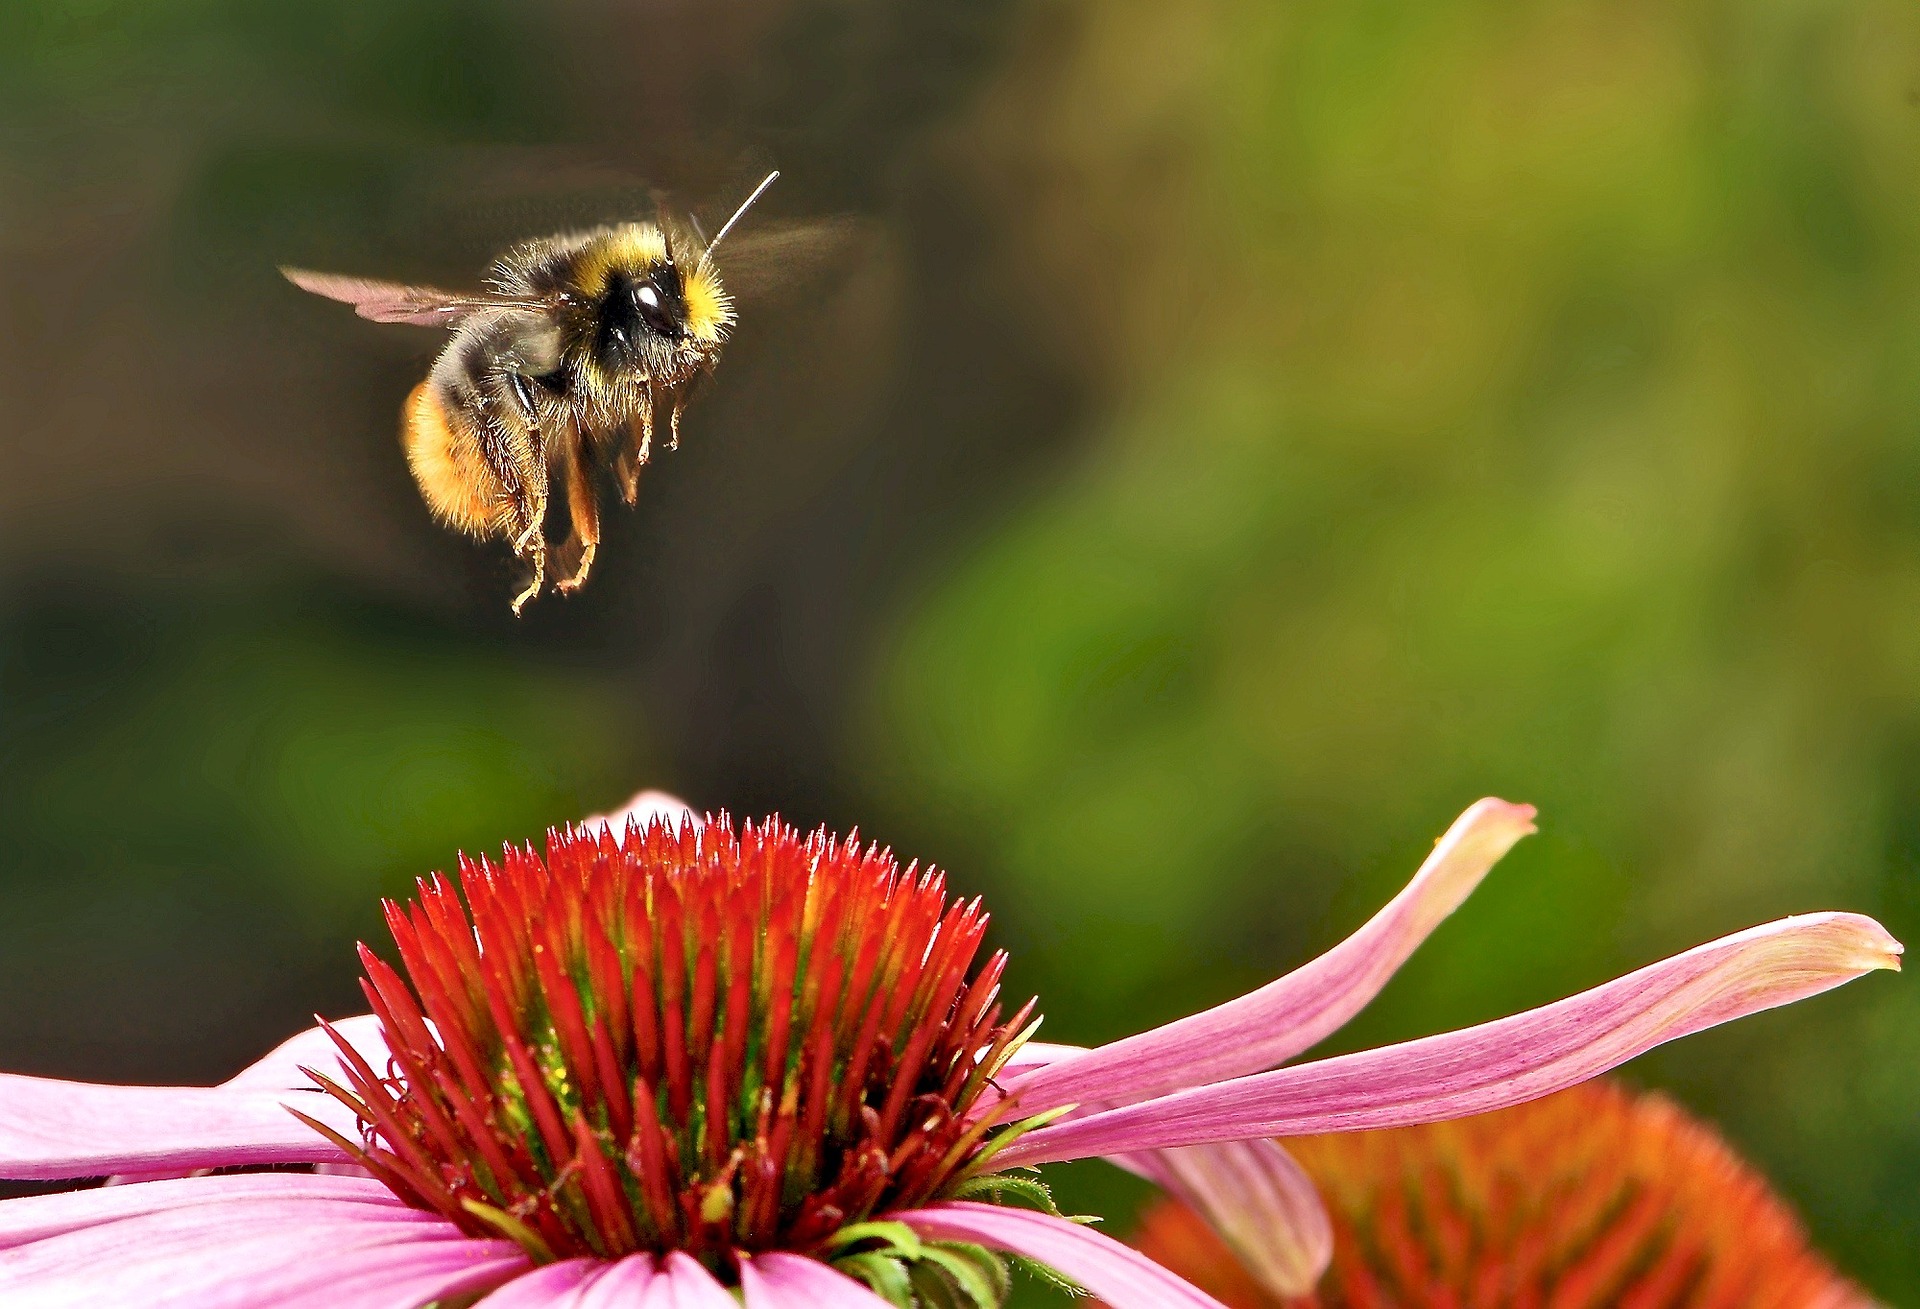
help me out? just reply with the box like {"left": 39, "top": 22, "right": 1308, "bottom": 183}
{"left": 823, "top": 1218, "right": 926, "bottom": 1258}
{"left": 922, "top": 1240, "right": 1010, "bottom": 1303}
{"left": 1009, "top": 1252, "right": 1089, "bottom": 1299}
{"left": 913, "top": 1242, "right": 1007, "bottom": 1308}
{"left": 828, "top": 1222, "right": 1015, "bottom": 1308}
{"left": 835, "top": 1252, "right": 917, "bottom": 1307}
{"left": 948, "top": 1171, "right": 1063, "bottom": 1216}
{"left": 907, "top": 1261, "right": 966, "bottom": 1309}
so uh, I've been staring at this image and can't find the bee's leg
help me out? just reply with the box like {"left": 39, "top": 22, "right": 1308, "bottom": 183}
{"left": 497, "top": 371, "right": 552, "bottom": 615}
{"left": 617, "top": 456, "right": 645, "bottom": 508}
{"left": 561, "top": 540, "right": 597, "bottom": 595}
{"left": 510, "top": 539, "right": 546, "bottom": 617}
{"left": 506, "top": 469, "right": 549, "bottom": 617}
{"left": 639, "top": 386, "right": 656, "bottom": 465}
{"left": 663, "top": 363, "right": 715, "bottom": 456}
{"left": 556, "top": 425, "right": 601, "bottom": 595}
{"left": 617, "top": 390, "right": 654, "bottom": 506}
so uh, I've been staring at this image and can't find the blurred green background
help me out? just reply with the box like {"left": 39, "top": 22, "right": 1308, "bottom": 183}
{"left": 1, "top": 0, "right": 1916, "bottom": 1300}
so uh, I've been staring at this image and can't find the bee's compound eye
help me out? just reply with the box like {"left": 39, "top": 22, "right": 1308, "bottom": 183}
{"left": 631, "top": 273, "right": 684, "bottom": 338}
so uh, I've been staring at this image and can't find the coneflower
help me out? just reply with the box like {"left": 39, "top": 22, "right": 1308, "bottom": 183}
{"left": 306, "top": 811, "right": 1032, "bottom": 1268}
{"left": 0, "top": 794, "right": 1898, "bottom": 1306}
{"left": 1126, "top": 1079, "right": 1873, "bottom": 1308}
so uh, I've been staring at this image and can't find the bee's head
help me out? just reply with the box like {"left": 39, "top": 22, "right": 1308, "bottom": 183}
{"left": 625, "top": 252, "right": 731, "bottom": 346}
{"left": 599, "top": 255, "right": 691, "bottom": 351}
{"left": 622, "top": 259, "right": 691, "bottom": 342}
{"left": 579, "top": 227, "right": 733, "bottom": 369}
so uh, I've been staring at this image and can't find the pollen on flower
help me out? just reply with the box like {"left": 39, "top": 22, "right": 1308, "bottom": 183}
{"left": 298, "top": 814, "right": 1036, "bottom": 1271}
{"left": 1127, "top": 1080, "right": 1871, "bottom": 1309}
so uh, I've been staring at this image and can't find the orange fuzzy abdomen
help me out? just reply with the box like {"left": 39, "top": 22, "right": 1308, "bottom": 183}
{"left": 402, "top": 381, "right": 507, "bottom": 537}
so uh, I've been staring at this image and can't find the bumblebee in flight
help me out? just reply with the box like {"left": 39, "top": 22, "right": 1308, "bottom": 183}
{"left": 285, "top": 172, "right": 779, "bottom": 613}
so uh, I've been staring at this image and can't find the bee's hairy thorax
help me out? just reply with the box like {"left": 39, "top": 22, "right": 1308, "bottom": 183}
{"left": 478, "top": 222, "right": 732, "bottom": 434}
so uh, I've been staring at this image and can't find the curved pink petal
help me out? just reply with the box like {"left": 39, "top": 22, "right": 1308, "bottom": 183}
{"left": 998, "top": 1032, "right": 1334, "bottom": 1293}
{"left": 897, "top": 1201, "right": 1227, "bottom": 1309}
{"left": 996, "top": 1044, "right": 1333, "bottom": 1294}
{"left": 740, "top": 1252, "right": 895, "bottom": 1308}
{"left": 996, "top": 911, "right": 1902, "bottom": 1167}
{"left": 222, "top": 1013, "right": 391, "bottom": 1092}
{"left": 0, "top": 1196, "right": 526, "bottom": 1307}
{"left": 1006, "top": 799, "right": 1537, "bottom": 1114}
{"left": 0, "top": 1172, "right": 403, "bottom": 1249}
{"left": 476, "top": 1259, "right": 604, "bottom": 1307}
{"left": 87, "top": 1013, "right": 391, "bottom": 1189}
{"left": 0, "top": 1074, "right": 359, "bottom": 1181}
{"left": 1134, "top": 1140, "right": 1332, "bottom": 1299}
{"left": 650, "top": 1252, "right": 740, "bottom": 1309}
{"left": 997, "top": 1046, "right": 1332, "bottom": 1296}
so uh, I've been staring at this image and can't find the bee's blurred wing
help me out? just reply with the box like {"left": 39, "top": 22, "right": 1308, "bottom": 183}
{"left": 280, "top": 267, "right": 545, "bottom": 328}
{"left": 706, "top": 217, "right": 870, "bottom": 304}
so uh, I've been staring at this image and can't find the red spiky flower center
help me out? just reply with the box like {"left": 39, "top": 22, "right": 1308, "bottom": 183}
{"left": 301, "top": 815, "right": 1036, "bottom": 1269}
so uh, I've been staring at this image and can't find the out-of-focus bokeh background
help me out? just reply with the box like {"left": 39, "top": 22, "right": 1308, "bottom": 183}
{"left": 2, "top": 0, "right": 1916, "bottom": 1299}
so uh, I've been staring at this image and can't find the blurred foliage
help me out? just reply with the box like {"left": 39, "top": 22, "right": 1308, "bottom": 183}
{"left": 869, "top": 0, "right": 1920, "bottom": 1297}
{"left": 0, "top": 588, "right": 637, "bottom": 908}
{"left": 0, "top": 584, "right": 642, "bottom": 1082}
{"left": 0, "top": 0, "right": 1914, "bottom": 1302}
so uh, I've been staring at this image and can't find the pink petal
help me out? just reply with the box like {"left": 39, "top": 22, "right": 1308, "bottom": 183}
{"left": 1132, "top": 1140, "right": 1332, "bottom": 1299}
{"left": 221, "top": 1013, "right": 391, "bottom": 1092}
{"left": 998, "top": 1046, "right": 1333, "bottom": 1295}
{"left": 0, "top": 1172, "right": 403, "bottom": 1249}
{"left": 476, "top": 1259, "right": 604, "bottom": 1307}
{"left": 1006, "top": 798, "right": 1537, "bottom": 1113}
{"left": 996, "top": 911, "right": 1902, "bottom": 1166}
{"left": 996, "top": 1040, "right": 1087, "bottom": 1079}
{"left": 739, "top": 1252, "right": 895, "bottom": 1309}
{"left": 651, "top": 1252, "right": 740, "bottom": 1309}
{"left": 896, "top": 1201, "right": 1227, "bottom": 1309}
{"left": 255, "top": 1239, "right": 529, "bottom": 1309}
{"left": 0, "top": 1196, "right": 526, "bottom": 1307}
{"left": 999, "top": 1047, "right": 1333, "bottom": 1296}
{"left": 0, "top": 1074, "right": 359, "bottom": 1180}
{"left": 84, "top": 1014, "right": 390, "bottom": 1187}
{"left": 571, "top": 1253, "right": 657, "bottom": 1308}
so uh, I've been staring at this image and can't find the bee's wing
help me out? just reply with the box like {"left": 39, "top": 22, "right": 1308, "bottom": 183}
{"left": 703, "top": 217, "right": 869, "bottom": 304}
{"left": 280, "top": 267, "right": 547, "bottom": 328}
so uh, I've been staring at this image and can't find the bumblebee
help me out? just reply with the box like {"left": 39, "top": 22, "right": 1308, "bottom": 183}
{"left": 285, "top": 172, "right": 778, "bottom": 613}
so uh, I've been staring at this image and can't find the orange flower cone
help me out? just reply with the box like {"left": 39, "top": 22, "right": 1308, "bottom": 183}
{"left": 1128, "top": 1079, "right": 1872, "bottom": 1308}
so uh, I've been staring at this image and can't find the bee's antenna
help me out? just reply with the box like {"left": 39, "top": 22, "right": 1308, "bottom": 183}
{"left": 703, "top": 171, "right": 779, "bottom": 261}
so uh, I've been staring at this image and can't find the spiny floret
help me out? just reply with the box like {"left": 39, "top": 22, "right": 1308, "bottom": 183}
{"left": 302, "top": 814, "right": 1036, "bottom": 1266}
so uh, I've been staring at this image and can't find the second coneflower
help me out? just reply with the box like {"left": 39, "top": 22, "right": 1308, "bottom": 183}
{"left": 0, "top": 794, "right": 1899, "bottom": 1306}
{"left": 1127, "top": 1078, "right": 1873, "bottom": 1309}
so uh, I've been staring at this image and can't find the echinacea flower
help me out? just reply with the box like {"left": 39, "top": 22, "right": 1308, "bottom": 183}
{"left": 1122, "top": 1078, "right": 1873, "bottom": 1308}
{"left": 0, "top": 794, "right": 1898, "bottom": 1307}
